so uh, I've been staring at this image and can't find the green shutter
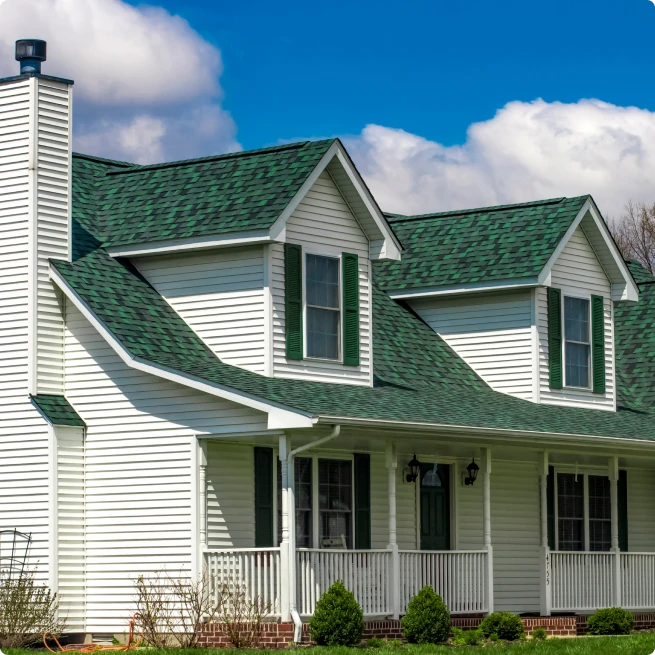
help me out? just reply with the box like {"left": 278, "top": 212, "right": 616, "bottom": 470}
{"left": 547, "top": 466, "right": 555, "bottom": 550}
{"left": 354, "top": 453, "right": 371, "bottom": 549}
{"left": 285, "top": 243, "right": 303, "bottom": 360}
{"left": 342, "top": 253, "right": 360, "bottom": 367}
{"left": 548, "top": 288, "right": 563, "bottom": 389}
{"left": 591, "top": 295, "right": 606, "bottom": 394}
{"left": 254, "top": 447, "right": 274, "bottom": 547}
{"left": 618, "top": 469, "right": 628, "bottom": 551}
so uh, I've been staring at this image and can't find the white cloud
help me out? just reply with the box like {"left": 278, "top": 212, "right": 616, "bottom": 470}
{"left": 345, "top": 99, "right": 655, "bottom": 219}
{"left": 0, "top": 0, "right": 240, "bottom": 163}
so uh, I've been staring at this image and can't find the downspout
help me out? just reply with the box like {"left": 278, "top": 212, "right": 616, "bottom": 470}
{"left": 284, "top": 425, "right": 341, "bottom": 642}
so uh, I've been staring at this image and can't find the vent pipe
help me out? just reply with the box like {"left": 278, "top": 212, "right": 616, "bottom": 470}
{"left": 15, "top": 39, "right": 47, "bottom": 75}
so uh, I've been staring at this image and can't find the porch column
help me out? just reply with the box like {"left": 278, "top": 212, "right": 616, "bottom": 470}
{"left": 481, "top": 448, "right": 494, "bottom": 614}
{"left": 539, "top": 452, "right": 551, "bottom": 616}
{"left": 199, "top": 440, "right": 208, "bottom": 552}
{"left": 609, "top": 456, "right": 622, "bottom": 607}
{"left": 279, "top": 434, "right": 292, "bottom": 622}
{"left": 385, "top": 441, "right": 400, "bottom": 619}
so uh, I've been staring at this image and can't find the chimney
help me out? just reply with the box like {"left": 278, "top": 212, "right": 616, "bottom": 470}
{"left": 0, "top": 40, "right": 73, "bottom": 395}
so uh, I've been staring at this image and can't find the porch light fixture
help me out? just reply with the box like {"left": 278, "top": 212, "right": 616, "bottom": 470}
{"left": 406, "top": 454, "right": 421, "bottom": 483}
{"left": 464, "top": 458, "right": 480, "bottom": 486}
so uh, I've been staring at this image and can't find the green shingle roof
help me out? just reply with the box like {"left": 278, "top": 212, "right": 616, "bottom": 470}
{"left": 81, "top": 140, "right": 336, "bottom": 249}
{"left": 375, "top": 197, "right": 589, "bottom": 292}
{"left": 31, "top": 394, "right": 86, "bottom": 427}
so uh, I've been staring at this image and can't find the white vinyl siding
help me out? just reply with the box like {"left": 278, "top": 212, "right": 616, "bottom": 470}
{"left": 411, "top": 291, "right": 534, "bottom": 400}
{"left": 538, "top": 226, "right": 615, "bottom": 410}
{"left": 626, "top": 469, "right": 655, "bottom": 553}
{"left": 134, "top": 247, "right": 267, "bottom": 374}
{"left": 64, "top": 303, "right": 268, "bottom": 632}
{"left": 35, "top": 79, "right": 71, "bottom": 394}
{"left": 0, "top": 77, "right": 51, "bottom": 579}
{"left": 55, "top": 426, "right": 85, "bottom": 631}
{"left": 271, "top": 171, "right": 372, "bottom": 385}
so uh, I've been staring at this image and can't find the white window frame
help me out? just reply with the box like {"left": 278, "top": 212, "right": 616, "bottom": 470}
{"left": 303, "top": 249, "right": 343, "bottom": 363}
{"left": 562, "top": 292, "right": 593, "bottom": 390}
{"left": 554, "top": 467, "right": 611, "bottom": 552}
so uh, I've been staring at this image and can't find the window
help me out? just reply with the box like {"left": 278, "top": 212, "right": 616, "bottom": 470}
{"left": 277, "top": 457, "right": 313, "bottom": 548}
{"left": 319, "top": 459, "right": 352, "bottom": 548}
{"left": 564, "top": 296, "right": 591, "bottom": 388}
{"left": 306, "top": 254, "right": 340, "bottom": 360}
{"left": 556, "top": 472, "right": 611, "bottom": 552}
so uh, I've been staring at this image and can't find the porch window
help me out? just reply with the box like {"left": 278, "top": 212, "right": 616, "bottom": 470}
{"left": 556, "top": 472, "right": 612, "bottom": 552}
{"left": 318, "top": 459, "right": 352, "bottom": 548}
{"left": 306, "top": 254, "right": 340, "bottom": 360}
{"left": 277, "top": 457, "right": 313, "bottom": 548}
{"left": 564, "top": 296, "right": 591, "bottom": 388}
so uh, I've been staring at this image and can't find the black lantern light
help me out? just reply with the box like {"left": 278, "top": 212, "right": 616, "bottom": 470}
{"left": 406, "top": 454, "right": 421, "bottom": 483}
{"left": 464, "top": 458, "right": 480, "bottom": 486}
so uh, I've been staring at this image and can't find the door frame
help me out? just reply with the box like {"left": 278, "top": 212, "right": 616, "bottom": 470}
{"left": 414, "top": 462, "right": 455, "bottom": 550}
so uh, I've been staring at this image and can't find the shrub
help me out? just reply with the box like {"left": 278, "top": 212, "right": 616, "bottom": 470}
{"left": 367, "top": 637, "right": 385, "bottom": 648}
{"left": 531, "top": 627, "right": 548, "bottom": 641}
{"left": 452, "top": 628, "right": 484, "bottom": 646}
{"left": 586, "top": 607, "right": 634, "bottom": 635}
{"left": 401, "top": 585, "right": 450, "bottom": 644}
{"left": 309, "top": 580, "right": 364, "bottom": 646}
{"left": 479, "top": 612, "right": 524, "bottom": 641}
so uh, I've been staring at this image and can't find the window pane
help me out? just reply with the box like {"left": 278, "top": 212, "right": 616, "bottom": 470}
{"left": 565, "top": 297, "right": 590, "bottom": 343}
{"left": 589, "top": 475, "right": 611, "bottom": 552}
{"left": 307, "top": 307, "right": 339, "bottom": 359}
{"left": 319, "top": 459, "right": 352, "bottom": 548}
{"left": 566, "top": 342, "right": 590, "bottom": 388}
{"left": 557, "top": 473, "right": 584, "bottom": 551}
{"left": 306, "top": 255, "right": 339, "bottom": 309}
{"left": 277, "top": 457, "right": 313, "bottom": 548}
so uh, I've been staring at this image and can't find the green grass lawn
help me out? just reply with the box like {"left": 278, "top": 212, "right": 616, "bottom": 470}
{"left": 7, "top": 634, "right": 655, "bottom": 655}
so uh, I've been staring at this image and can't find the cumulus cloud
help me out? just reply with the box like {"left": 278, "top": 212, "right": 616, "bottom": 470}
{"left": 0, "top": 0, "right": 240, "bottom": 163}
{"left": 345, "top": 99, "right": 655, "bottom": 218}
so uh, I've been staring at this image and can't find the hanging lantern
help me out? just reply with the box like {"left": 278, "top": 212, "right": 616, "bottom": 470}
{"left": 465, "top": 458, "right": 480, "bottom": 486}
{"left": 406, "top": 454, "right": 421, "bottom": 483}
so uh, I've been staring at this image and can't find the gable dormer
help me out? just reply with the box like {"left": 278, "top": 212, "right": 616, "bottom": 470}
{"left": 376, "top": 196, "right": 637, "bottom": 410}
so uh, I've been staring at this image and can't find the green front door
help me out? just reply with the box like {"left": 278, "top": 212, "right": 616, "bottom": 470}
{"left": 419, "top": 463, "right": 451, "bottom": 551}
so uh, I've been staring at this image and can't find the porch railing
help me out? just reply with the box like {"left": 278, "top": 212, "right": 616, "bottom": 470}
{"left": 296, "top": 549, "right": 391, "bottom": 616}
{"left": 399, "top": 550, "right": 488, "bottom": 614}
{"left": 205, "top": 548, "right": 281, "bottom": 616}
{"left": 551, "top": 552, "right": 614, "bottom": 611}
{"left": 622, "top": 553, "right": 655, "bottom": 610}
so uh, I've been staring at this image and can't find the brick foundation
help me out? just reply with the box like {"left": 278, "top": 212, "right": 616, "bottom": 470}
{"left": 198, "top": 612, "right": 655, "bottom": 647}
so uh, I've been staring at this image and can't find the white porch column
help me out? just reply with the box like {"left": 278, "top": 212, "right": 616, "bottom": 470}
{"left": 481, "top": 448, "right": 494, "bottom": 614}
{"left": 385, "top": 441, "right": 400, "bottom": 619}
{"left": 199, "top": 440, "right": 208, "bottom": 552}
{"left": 279, "top": 434, "right": 292, "bottom": 622}
{"left": 538, "top": 452, "right": 551, "bottom": 616}
{"left": 609, "top": 455, "right": 621, "bottom": 607}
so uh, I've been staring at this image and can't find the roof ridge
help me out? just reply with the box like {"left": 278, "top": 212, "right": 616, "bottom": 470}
{"left": 385, "top": 196, "right": 589, "bottom": 223}
{"left": 73, "top": 152, "right": 138, "bottom": 168}
{"left": 104, "top": 139, "right": 335, "bottom": 176}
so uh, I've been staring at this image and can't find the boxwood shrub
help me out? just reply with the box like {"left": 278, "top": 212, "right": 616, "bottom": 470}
{"left": 586, "top": 607, "right": 634, "bottom": 635}
{"left": 309, "top": 580, "right": 364, "bottom": 646}
{"left": 479, "top": 611, "right": 525, "bottom": 641}
{"left": 401, "top": 585, "right": 450, "bottom": 644}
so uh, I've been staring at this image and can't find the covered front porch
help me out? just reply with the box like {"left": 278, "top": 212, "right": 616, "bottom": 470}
{"left": 196, "top": 426, "right": 655, "bottom": 621}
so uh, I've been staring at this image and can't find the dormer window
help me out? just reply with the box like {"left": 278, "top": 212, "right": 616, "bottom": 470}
{"left": 306, "top": 254, "right": 340, "bottom": 360}
{"left": 564, "top": 296, "right": 591, "bottom": 389}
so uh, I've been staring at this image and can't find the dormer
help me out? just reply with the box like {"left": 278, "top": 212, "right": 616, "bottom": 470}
{"left": 118, "top": 140, "right": 400, "bottom": 387}
{"left": 375, "top": 196, "right": 638, "bottom": 410}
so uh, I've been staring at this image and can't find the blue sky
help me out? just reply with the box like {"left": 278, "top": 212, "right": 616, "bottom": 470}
{"left": 127, "top": 0, "right": 654, "bottom": 151}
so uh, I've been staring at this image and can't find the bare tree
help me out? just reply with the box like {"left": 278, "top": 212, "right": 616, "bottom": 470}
{"left": 608, "top": 201, "right": 655, "bottom": 275}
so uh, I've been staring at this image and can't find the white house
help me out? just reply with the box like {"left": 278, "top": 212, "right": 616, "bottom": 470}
{"left": 2, "top": 40, "right": 655, "bottom": 642}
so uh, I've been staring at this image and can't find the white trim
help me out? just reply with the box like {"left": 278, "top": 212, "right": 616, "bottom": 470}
{"left": 561, "top": 293, "right": 592, "bottom": 391}
{"left": 107, "top": 231, "right": 273, "bottom": 258}
{"left": 50, "top": 265, "right": 314, "bottom": 430}
{"left": 191, "top": 436, "right": 201, "bottom": 579}
{"left": 387, "top": 278, "right": 539, "bottom": 300}
{"left": 48, "top": 424, "right": 58, "bottom": 593}
{"left": 263, "top": 244, "right": 274, "bottom": 377}
{"left": 67, "top": 84, "right": 73, "bottom": 264}
{"left": 27, "top": 77, "right": 38, "bottom": 396}
{"left": 531, "top": 288, "right": 541, "bottom": 403}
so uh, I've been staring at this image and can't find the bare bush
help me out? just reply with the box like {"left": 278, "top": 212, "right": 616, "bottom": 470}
{"left": 609, "top": 201, "right": 655, "bottom": 274}
{"left": 133, "top": 569, "right": 220, "bottom": 648}
{"left": 0, "top": 570, "right": 66, "bottom": 648}
{"left": 217, "top": 580, "right": 272, "bottom": 648}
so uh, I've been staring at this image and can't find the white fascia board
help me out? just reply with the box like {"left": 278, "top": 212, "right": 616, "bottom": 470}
{"left": 50, "top": 266, "right": 314, "bottom": 430}
{"left": 268, "top": 142, "right": 402, "bottom": 260}
{"left": 537, "top": 199, "right": 639, "bottom": 301}
{"left": 314, "top": 415, "right": 655, "bottom": 453}
{"left": 107, "top": 230, "right": 273, "bottom": 258}
{"left": 387, "top": 278, "right": 539, "bottom": 300}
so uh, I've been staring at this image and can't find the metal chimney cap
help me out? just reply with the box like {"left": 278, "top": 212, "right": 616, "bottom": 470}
{"left": 15, "top": 40, "right": 47, "bottom": 63}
